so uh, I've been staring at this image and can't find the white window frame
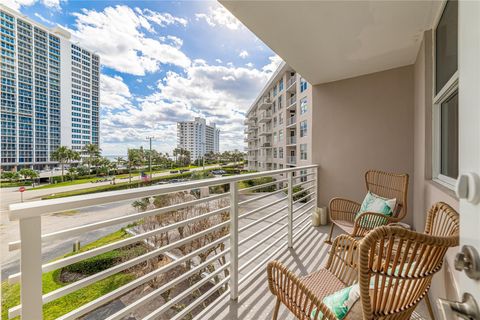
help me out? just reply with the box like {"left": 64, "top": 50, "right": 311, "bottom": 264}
{"left": 432, "top": 0, "right": 459, "bottom": 190}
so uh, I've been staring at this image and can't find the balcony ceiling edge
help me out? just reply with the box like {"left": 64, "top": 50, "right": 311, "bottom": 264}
{"left": 221, "top": 0, "right": 442, "bottom": 85}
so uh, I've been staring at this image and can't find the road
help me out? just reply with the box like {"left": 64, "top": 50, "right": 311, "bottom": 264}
{"left": 0, "top": 163, "right": 235, "bottom": 280}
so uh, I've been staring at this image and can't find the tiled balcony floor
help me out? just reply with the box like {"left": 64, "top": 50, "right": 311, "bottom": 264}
{"left": 196, "top": 216, "right": 431, "bottom": 320}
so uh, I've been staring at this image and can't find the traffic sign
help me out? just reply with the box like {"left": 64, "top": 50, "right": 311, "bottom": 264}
{"left": 19, "top": 186, "right": 26, "bottom": 193}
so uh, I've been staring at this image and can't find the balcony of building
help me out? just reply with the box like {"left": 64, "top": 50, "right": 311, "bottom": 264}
{"left": 286, "top": 135, "right": 296, "bottom": 146}
{"left": 258, "top": 97, "right": 273, "bottom": 111}
{"left": 286, "top": 94, "right": 296, "bottom": 110}
{"left": 286, "top": 155, "right": 297, "bottom": 165}
{"left": 286, "top": 115, "right": 296, "bottom": 128}
{"left": 258, "top": 111, "right": 272, "bottom": 123}
{"left": 286, "top": 75, "right": 296, "bottom": 93}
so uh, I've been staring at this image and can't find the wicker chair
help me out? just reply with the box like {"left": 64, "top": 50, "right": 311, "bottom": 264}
{"left": 267, "top": 202, "right": 459, "bottom": 320}
{"left": 325, "top": 170, "right": 409, "bottom": 244}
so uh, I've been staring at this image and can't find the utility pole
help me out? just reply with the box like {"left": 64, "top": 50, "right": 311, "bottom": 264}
{"left": 146, "top": 136, "right": 154, "bottom": 179}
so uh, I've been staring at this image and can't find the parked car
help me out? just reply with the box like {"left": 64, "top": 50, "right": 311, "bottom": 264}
{"left": 211, "top": 170, "right": 227, "bottom": 175}
{"left": 170, "top": 170, "right": 179, "bottom": 174}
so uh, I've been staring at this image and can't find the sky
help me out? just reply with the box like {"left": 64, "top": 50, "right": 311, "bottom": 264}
{"left": 4, "top": 0, "right": 282, "bottom": 156}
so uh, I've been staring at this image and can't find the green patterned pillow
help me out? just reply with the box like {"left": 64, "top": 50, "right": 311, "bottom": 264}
{"left": 311, "top": 284, "right": 361, "bottom": 319}
{"left": 356, "top": 192, "right": 396, "bottom": 228}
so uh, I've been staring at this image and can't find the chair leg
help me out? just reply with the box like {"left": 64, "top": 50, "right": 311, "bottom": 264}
{"left": 324, "top": 223, "right": 335, "bottom": 244}
{"left": 272, "top": 298, "right": 281, "bottom": 320}
{"left": 425, "top": 294, "right": 435, "bottom": 320}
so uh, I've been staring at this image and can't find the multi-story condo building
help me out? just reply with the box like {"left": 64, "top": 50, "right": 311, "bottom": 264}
{"left": 0, "top": 5, "right": 100, "bottom": 171}
{"left": 245, "top": 62, "right": 312, "bottom": 172}
{"left": 177, "top": 117, "right": 220, "bottom": 161}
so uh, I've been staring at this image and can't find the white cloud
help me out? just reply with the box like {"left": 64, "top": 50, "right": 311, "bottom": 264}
{"left": 245, "top": 62, "right": 254, "bottom": 68}
{"left": 195, "top": 5, "right": 242, "bottom": 30}
{"left": 34, "top": 12, "right": 53, "bottom": 25}
{"left": 140, "top": 8, "right": 188, "bottom": 27}
{"left": 239, "top": 50, "right": 249, "bottom": 59}
{"left": 68, "top": 5, "right": 191, "bottom": 76}
{"left": 3, "top": 0, "right": 60, "bottom": 10}
{"left": 100, "top": 56, "right": 281, "bottom": 153}
{"left": 215, "top": 59, "right": 223, "bottom": 64}
{"left": 100, "top": 74, "right": 133, "bottom": 112}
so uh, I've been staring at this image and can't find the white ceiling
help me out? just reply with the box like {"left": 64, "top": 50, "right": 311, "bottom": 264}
{"left": 221, "top": 1, "right": 442, "bottom": 85}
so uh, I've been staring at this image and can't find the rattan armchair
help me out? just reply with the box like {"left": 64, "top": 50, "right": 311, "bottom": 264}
{"left": 325, "top": 170, "right": 409, "bottom": 244}
{"left": 268, "top": 234, "right": 359, "bottom": 320}
{"left": 267, "top": 202, "right": 459, "bottom": 320}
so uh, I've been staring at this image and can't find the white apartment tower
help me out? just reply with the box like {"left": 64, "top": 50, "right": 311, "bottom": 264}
{"left": 245, "top": 62, "right": 313, "bottom": 171}
{"left": 0, "top": 5, "right": 100, "bottom": 170}
{"left": 177, "top": 117, "right": 220, "bottom": 160}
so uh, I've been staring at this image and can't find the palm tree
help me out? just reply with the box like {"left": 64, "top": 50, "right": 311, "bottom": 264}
{"left": 18, "top": 168, "right": 39, "bottom": 187}
{"left": 114, "top": 156, "right": 124, "bottom": 174}
{"left": 51, "top": 146, "right": 70, "bottom": 182}
{"left": 127, "top": 149, "right": 142, "bottom": 183}
{"left": 82, "top": 143, "right": 101, "bottom": 174}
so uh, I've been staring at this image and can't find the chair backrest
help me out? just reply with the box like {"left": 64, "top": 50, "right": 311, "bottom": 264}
{"left": 365, "top": 170, "right": 409, "bottom": 219}
{"left": 424, "top": 202, "right": 460, "bottom": 237}
{"left": 358, "top": 225, "right": 459, "bottom": 320}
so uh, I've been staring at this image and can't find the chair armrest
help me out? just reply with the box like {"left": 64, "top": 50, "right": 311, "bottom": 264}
{"left": 267, "top": 261, "right": 337, "bottom": 320}
{"left": 329, "top": 198, "right": 361, "bottom": 222}
{"left": 325, "top": 235, "right": 359, "bottom": 286}
{"left": 353, "top": 212, "right": 397, "bottom": 237}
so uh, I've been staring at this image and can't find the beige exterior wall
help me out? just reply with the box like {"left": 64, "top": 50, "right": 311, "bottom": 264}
{"left": 413, "top": 30, "right": 460, "bottom": 314}
{"left": 311, "top": 65, "right": 415, "bottom": 225}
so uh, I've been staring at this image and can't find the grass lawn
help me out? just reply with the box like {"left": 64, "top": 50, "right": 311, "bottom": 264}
{"left": 1, "top": 229, "right": 140, "bottom": 320}
{"left": 30, "top": 177, "right": 100, "bottom": 190}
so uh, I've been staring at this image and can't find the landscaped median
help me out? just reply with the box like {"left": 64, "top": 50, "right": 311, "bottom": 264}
{"left": 40, "top": 166, "right": 244, "bottom": 200}
{"left": 1, "top": 229, "right": 146, "bottom": 320}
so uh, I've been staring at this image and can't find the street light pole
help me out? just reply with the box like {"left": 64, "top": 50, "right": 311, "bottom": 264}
{"left": 146, "top": 136, "right": 154, "bottom": 180}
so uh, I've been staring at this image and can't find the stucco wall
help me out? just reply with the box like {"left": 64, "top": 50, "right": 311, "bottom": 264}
{"left": 413, "top": 30, "right": 460, "bottom": 315}
{"left": 311, "top": 65, "right": 415, "bottom": 226}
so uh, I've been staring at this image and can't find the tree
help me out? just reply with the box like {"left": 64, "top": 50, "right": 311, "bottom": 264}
{"left": 82, "top": 143, "right": 101, "bottom": 174}
{"left": 51, "top": 146, "right": 80, "bottom": 182}
{"left": 18, "top": 168, "right": 39, "bottom": 186}
{"left": 114, "top": 156, "right": 124, "bottom": 174}
{"left": 1, "top": 171, "right": 20, "bottom": 182}
{"left": 127, "top": 149, "right": 143, "bottom": 183}
{"left": 66, "top": 167, "right": 78, "bottom": 181}
{"left": 173, "top": 148, "right": 191, "bottom": 167}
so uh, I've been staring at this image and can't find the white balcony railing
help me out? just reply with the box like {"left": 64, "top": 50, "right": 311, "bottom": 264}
{"left": 287, "top": 116, "right": 296, "bottom": 126}
{"left": 286, "top": 76, "right": 296, "bottom": 92}
{"left": 287, "top": 156, "right": 297, "bottom": 164}
{"left": 288, "top": 95, "right": 297, "bottom": 108}
{"left": 8, "top": 165, "right": 318, "bottom": 320}
{"left": 287, "top": 136, "right": 297, "bottom": 145}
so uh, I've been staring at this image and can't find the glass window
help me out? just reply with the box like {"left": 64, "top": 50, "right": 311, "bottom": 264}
{"left": 300, "top": 120, "right": 307, "bottom": 137}
{"left": 435, "top": 0, "right": 458, "bottom": 94}
{"left": 300, "top": 78, "right": 308, "bottom": 93}
{"left": 433, "top": 0, "right": 458, "bottom": 187}
{"left": 279, "top": 79, "right": 284, "bottom": 92}
{"left": 273, "top": 85, "right": 277, "bottom": 97}
{"left": 440, "top": 91, "right": 458, "bottom": 179}
{"left": 279, "top": 147, "right": 283, "bottom": 159}
{"left": 300, "top": 97, "right": 308, "bottom": 114}
{"left": 278, "top": 129, "right": 283, "bottom": 142}
{"left": 300, "top": 144, "right": 307, "bottom": 160}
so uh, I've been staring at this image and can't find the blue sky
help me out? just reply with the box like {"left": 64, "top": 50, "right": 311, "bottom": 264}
{"left": 5, "top": 0, "right": 281, "bottom": 155}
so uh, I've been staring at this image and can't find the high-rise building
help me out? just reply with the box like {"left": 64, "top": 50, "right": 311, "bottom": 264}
{"left": 177, "top": 117, "right": 220, "bottom": 160}
{"left": 0, "top": 5, "right": 100, "bottom": 171}
{"left": 244, "top": 62, "right": 312, "bottom": 172}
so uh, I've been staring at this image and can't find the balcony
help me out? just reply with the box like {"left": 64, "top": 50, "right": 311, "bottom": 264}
{"left": 260, "top": 142, "right": 272, "bottom": 148}
{"left": 258, "top": 111, "right": 272, "bottom": 123}
{"left": 287, "top": 156, "right": 297, "bottom": 164}
{"left": 287, "top": 136, "right": 296, "bottom": 145}
{"left": 258, "top": 126, "right": 272, "bottom": 136}
{"left": 286, "top": 76, "right": 296, "bottom": 93}
{"left": 286, "top": 116, "right": 296, "bottom": 127}
{"left": 7, "top": 166, "right": 319, "bottom": 320}
{"left": 257, "top": 97, "right": 272, "bottom": 111}
{"left": 287, "top": 95, "right": 297, "bottom": 109}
